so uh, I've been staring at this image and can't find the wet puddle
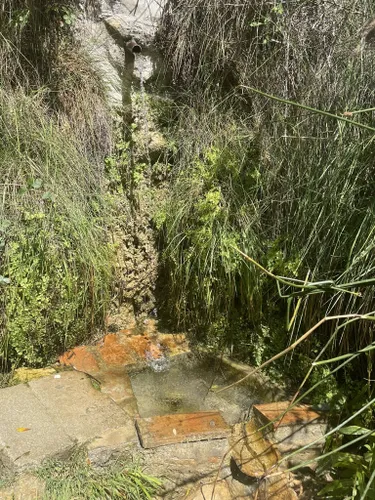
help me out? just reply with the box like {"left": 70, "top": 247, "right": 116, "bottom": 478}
{"left": 130, "top": 354, "right": 279, "bottom": 425}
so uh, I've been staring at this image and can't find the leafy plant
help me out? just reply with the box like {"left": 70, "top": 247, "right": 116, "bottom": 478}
{"left": 158, "top": 110, "right": 262, "bottom": 332}
{"left": 0, "top": 0, "right": 115, "bottom": 368}
{"left": 318, "top": 426, "right": 375, "bottom": 499}
{"left": 219, "top": 252, "right": 375, "bottom": 498}
{"left": 0, "top": 85, "right": 113, "bottom": 366}
{"left": 159, "top": 0, "right": 375, "bottom": 367}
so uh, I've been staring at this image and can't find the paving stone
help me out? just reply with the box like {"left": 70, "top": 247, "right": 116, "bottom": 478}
{"left": 253, "top": 401, "right": 327, "bottom": 467}
{"left": 143, "top": 438, "right": 230, "bottom": 498}
{"left": 87, "top": 426, "right": 139, "bottom": 467}
{"left": 253, "top": 401, "right": 323, "bottom": 429}
{"left": 0, "top": 384, "right": 73, "bottom": 472}
{"left": 29, "top": 371, "right": 130, "bottom": 444}
{"left": 97, "top": 370, "right": 139, "bottom": 416}
{"left": 136, "top": 411, "right": 230, "bottom": 449}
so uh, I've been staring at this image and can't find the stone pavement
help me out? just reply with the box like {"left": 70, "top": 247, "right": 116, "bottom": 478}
{"left": 0, "top": 325, "right": 313, "bottom": 498}
{"left": 0, "top": 371, "right": 136, "bottom": 474}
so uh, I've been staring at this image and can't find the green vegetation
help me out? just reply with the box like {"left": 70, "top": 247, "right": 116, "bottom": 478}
{"left": 158, "top": 0, "right": 375, "bottom": 368}
{"left": 37, "top": 448, "right": 161, "bottom": 499}
{"left": 157, "top": 0, "right": 375, "bottom": 496}
{"left": 158, "top": 109, "right": 262, "bottom": 330}
{"left": 2, "top": 0, "right": 375, "bottom": 496}
{"left": 0, "top": 1, "right": 114, "bottom": 367}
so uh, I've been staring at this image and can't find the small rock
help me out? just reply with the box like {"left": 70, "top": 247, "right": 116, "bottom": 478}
{"left": 104, "top": 15, "right": 155, "bottom": 47}
{"left": 231, "top": 421, "right": 280, "bottom": 478}
{"left": 185, "top": 480, "right": 233, "bottom": 500}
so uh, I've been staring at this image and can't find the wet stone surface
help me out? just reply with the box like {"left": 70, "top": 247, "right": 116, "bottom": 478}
{"left": 1, "top": 324, "right": 311, "bottom": 499}
{"left": 130, "top": 354, "right": 275, "bottom": 425}
{"left": 135, "top": 411, "right": 230, "bottom": 448}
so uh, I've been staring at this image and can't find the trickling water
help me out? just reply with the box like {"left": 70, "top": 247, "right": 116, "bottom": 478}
{"left": 145, "top": 343, "right": 170, "bottom": 373}
{"left": 134, "top": 54, "right": 151, "bottom": 163}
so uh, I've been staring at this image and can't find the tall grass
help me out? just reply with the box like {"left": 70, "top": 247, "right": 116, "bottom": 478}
{"left": 37, "top": 448, "right": 161, "bottom": 500}
{"left": 215, "top": 258, "right": 375, "bottom": 498}
{"left": 0, "top": 1, "right": 114, "bottom": 367}
{"left": 158, "top": 103, "right": 262, "bottom": 331}
{"left": 158, "top": 0, "right": 375, "bottom": 363}
{"left": 158, "top": 3, "right": 375, "bottom": 493}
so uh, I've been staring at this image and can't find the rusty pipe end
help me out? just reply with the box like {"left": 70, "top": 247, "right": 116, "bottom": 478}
{"left": 125, "top": 38, "right": 142, "bottom": 54}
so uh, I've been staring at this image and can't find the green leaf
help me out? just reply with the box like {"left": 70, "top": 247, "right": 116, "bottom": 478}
{"left": 318, "top": 479, "right": 354, "bottom": 497}
{"left": 0, "top": 276, "right": 11, "bottom": 285}
{"left": 42, "top": 191, "right": 55, "bottom": 201}
{"left": 32, "top": 178, "right": 43, "bottom": 189}
{"left": 0, "top": 219, "right": 11, "bottom": 232}
{"left": 339, "top": 426, "right": 373, "bottom": 436}
{"left": 331, "top": 452, "right": 364, "bottom": 469}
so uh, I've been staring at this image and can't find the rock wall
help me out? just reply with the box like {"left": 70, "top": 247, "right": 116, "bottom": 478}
{"left": 75, "top": 0, "right": 168, "bottom": 322}
{"left": 76, "top": 0, "right": 164, "bottom": 107}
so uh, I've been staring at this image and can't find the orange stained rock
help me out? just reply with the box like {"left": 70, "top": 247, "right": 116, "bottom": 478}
{"left": 146, "top": 342, "right": 163, "bottom": 359}
{"left": 253, "top": 401, "right": 322, "bottom": 429}
{"left": 117, "top": 328, "right": 136, "bottom": 337}
{"left": 126, "top": 334, "right": 162, "bottom": 359}
{"left": 96, "top": 333, "right": 164, "bottom": 367}
{"left": 59, "top": 329, "right": 189, "bottom": 374}
{"left": 158, "top": 334, "right": 189, "bottom": 353}
{"left": 59, "top": 346, "right": 100, "bottom": 375}
{"left": 135, "top": 411, "right": 230, "bottom": 448}
{"left": 98, "top": 333, "right": 137, "bottom": 366}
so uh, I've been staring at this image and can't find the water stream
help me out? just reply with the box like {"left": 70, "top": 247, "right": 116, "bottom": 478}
{"left": 134, "top": 54, "right": 151, "bottom": 164}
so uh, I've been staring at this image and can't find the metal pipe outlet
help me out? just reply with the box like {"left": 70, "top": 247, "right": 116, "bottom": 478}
{"left": 125, "top": 38, "right": 142, "bottom": 54}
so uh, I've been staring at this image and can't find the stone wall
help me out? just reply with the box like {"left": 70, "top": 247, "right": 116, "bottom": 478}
{"left": 75, "top": 0, "right": 168, "bottom": 322}
{"left": 76, "top": 0, "right": 164, "bottom": 107}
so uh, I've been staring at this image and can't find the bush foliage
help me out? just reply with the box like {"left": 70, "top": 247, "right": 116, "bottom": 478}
{"left": 159, "top": 0, "right": 375, "bottom": 357}
{"left": 0, "top": 1, "right": 114, "bottom": 366}
{"left": 158, "top": 1, "right": 375, "bottom": 495}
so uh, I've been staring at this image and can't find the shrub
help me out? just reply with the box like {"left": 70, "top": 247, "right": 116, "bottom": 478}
{"left": 0, "top": 1, "right": 115, "bottom": 368}
{"left": 0, "top": 87, "right": 113, "bottom": 366}
{"left": 158, "top": 0, "right": 375, "bottom": 365}
{"left": 157, "top": 105, "right": 263, "bottom": 333}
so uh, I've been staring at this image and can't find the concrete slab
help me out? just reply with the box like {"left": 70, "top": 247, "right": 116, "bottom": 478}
{"left": 143, "top": 438, "right": 231, "bottom": 498}
{"left": 0, "top": 384, "right": 73, "bottom": 472}
{"left": 253, "top": 401, "right": 327, "bottom": 468}
{"left": 88, "top": 425, "right": 139, "bottom": 467}
{"left": 29, "top": 371, "right": 130, "bottom": 444}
